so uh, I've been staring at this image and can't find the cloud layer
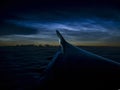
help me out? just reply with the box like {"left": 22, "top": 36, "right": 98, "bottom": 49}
{"left": 0, "top": 2, "right": 120, "bottom": 46}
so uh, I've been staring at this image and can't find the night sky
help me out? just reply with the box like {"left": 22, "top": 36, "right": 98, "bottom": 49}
{"left": 0, "top": 0, "right": 120, "bottom": 46}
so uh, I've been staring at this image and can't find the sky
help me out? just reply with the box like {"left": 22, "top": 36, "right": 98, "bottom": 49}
{"left": 0, "top": 0, "right": 120, "bottom": 46}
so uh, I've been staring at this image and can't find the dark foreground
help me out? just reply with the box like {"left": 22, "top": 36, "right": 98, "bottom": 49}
{"left": 0, "top": 46, "right": 120, "bottom": 90}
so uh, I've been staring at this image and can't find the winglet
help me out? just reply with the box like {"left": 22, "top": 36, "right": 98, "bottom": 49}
{"left": 56, "top": 30, "right": 67, "bottom": 53}
{"left": 56, "top": 30, "right": 66, "bottom": 44}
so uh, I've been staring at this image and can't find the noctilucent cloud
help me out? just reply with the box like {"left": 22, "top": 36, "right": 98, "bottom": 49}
{"left": 0, "top": 0, "right": 120, "bottom": 46}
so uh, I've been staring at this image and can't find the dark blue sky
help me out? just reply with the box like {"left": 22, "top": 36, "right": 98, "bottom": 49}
{"left": 0, "top": 0, "right": 120, "bottom": 46}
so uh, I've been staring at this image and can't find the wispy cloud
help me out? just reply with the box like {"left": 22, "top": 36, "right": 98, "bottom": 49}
{"left": 1, "top": 8, "right": 120, "bottom": 46}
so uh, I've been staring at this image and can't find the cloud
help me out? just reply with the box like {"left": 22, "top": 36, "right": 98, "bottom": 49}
{"left": 0, "top": 7, "right": 120, "bottom": 46}
{"left": 3, "top": 16, "right": 120, "bottom": 43}
{"left": 0, "top": 22, "right": 38, "bottom": 36}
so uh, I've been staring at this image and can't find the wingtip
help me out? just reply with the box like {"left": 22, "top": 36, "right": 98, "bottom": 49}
{"left": 56, "top": 30, "right": 60, "bottom": 37}
{"left": 56, "top": 30, "right": 66, "bottom": 43}
{"left": 56, "top": 30, "right": 68, "bottom": 53}
{"left": 56, "top": 30, "right": 64, "bottom": 40}
{"left": 56, "top": 30, "right": 59, "bottom": 33}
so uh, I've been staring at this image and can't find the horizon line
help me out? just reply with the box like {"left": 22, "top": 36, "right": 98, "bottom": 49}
{"left": 0, "top": 44, "right": 120, "bottom": 47}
